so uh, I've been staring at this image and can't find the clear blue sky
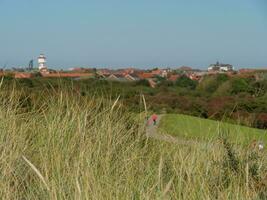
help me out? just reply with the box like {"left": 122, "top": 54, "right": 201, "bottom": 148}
{"left": 0, "top": 0, "right": 266, "bottom": 69}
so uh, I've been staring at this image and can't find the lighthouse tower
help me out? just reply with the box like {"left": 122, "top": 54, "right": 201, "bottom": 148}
{"left": 38, "top": 54, "right": 47, "bottom": 71}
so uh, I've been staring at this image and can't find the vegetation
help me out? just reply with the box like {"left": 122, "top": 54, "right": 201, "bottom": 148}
{"left": 1, "top": 72, "right": 267, "bottom": 130}
{"left": 159, "top": 114, "right": 267, "bottom": 144}
{"left": 1, "top": 82, "right": 267, "bottom": 199}
{"left": 175, "top": 75, "right": 197, "bottom": 89}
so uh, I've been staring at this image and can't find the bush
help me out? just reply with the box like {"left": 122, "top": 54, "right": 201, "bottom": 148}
{"left": 254, "top": 113, "right": 267, "bottom": 129}
{"left": 231, "top": 78, "right": 252, "bottom": 94}
{"left": 175, "top": 75, "right": 197, "bottom": 89}
{"left": 134, "top": 79, "right": 150, "bottom": 87}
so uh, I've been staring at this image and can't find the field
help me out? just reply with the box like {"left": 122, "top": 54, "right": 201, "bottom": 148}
{"left": 1, "top": 87, "right": 267, "bottom": 199}
{"left": 159, "top": 114, "right": 267, "bottom": 145}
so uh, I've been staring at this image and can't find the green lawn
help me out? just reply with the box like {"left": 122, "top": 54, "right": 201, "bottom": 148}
{"left": 159, "top": 114, "right": 267, "bottom": 144}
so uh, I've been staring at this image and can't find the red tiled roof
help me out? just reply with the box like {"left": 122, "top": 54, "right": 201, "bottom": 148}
{"left": 179, "top": 66, "right": 193, "bottom": 71}
{"left": 41, "top": 72, "right": 93, "bottom": 78}
{"left": 168, "top": 74, "right": 180, "bottom": 81}
{"left": 137, "top": 73, "right": 155, "bottom": 79}
{"left": 238, "top": 69, "right": 256, "bottom": 74}
{"left": 70, "top": 68, "right": 93, "bottom": 72}
{"left": 15, "top": 73, "right": 35, "bottom": 79}
{"left": 151, "top": 69, "right": 162, "bottom": 75}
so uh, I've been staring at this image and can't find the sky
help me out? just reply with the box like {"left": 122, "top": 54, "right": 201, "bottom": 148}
{"left": 0, "top": 0, "right": 266, "bottom": 69}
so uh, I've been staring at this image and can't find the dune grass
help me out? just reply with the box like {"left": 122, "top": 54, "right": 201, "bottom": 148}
{"left": 1, "top": 86, "right": 267, "bottom": 199}
{"left": 159, "top": 114, "right": 267, "bottom": 145}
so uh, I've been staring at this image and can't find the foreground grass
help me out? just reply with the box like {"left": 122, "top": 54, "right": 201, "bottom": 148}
{"left": 1, "top": 89, "right": 267, "bottom": 199}
{"left": 159, "top": 114, "right": 267, "bottom": 145}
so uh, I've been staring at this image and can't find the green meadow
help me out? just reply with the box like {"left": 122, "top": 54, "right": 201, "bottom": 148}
{"left": 159, "top": 114, "right": 267, "bottom": 145}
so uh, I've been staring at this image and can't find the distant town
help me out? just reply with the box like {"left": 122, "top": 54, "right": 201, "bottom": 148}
{"left": 1, "top": 54, "right": 266, "bottom": 88}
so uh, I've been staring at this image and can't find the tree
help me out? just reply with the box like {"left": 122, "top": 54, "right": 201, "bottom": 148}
{"left": 197, "top": 74, "right": 229, "bottom": 95}
{"left": 231, "top": 78, "right": 251, "bottom": 94}
{"left": 213, "top": 81, "right": 232, "bottom": 96}
{"left": 175, "top": 75, "right": 197, "bottom": 89}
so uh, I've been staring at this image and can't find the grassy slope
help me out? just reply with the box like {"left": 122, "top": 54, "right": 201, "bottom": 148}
{"left": 1, "top": 88, "right": 267, "bottom": 199}
{"left": 159, "top": 114, "right": 267, "bottom": 144}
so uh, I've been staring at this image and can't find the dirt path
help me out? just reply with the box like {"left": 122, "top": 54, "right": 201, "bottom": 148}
{"left": 146, "top": 114, "right": 213, "bottom": 148}
{"left": 146, "top": 114, "right": 180, "bottom": 143}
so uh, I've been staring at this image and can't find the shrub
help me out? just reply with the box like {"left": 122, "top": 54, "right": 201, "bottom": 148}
{"left": 254, "top": 113, "right": 267, "bottom": 129}
{"left": 134, "top": 79, "right": 150, "bottom": 87}
{"left": 175, "top": 75, "right": 197, "bottom": 89}
{"left": 231, "top": 78, "right": 252, "bottom": 94}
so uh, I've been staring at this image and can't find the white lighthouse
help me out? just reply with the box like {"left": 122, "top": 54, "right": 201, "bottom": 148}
{"left": 38, "top": 54, "right": 47, "bottom": 71}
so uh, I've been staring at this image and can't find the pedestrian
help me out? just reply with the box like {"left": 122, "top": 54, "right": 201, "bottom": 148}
{"left": 152, "top": 113, "right": 158, "bottom": 126}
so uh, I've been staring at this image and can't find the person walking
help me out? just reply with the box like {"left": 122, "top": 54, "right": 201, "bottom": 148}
{"left": 151, "top": 114, "right": 158, "bottom": 126}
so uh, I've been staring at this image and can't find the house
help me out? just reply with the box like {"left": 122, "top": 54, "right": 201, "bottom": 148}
{"left": 188, "top": 73, "right": 204, "bottom": 81}
{"left": 208, "top": 62, "right": 234, "bottom": 72}
{"left": 41, "top": 72, "right": 94, "bottom": 78}
{"left": 15, "top": 72, "right": 35, "bottom": 79}
{"left": 239, "top": 68, "right": 267, "bottom": 74}
{"left": 122, "top": 68, "right": 138, "bottom": 74}
{"left": 148, "top": 79, "right": 157, "bottom": 88}
{"left": 178, "top": 66, "right": 193, "bottom": 72}
{"left": 238, "top": 69, "right": 256, "bottom": 74}
{"left": 168, "top": 74, "right": 180, "bottom": 82}
{"left": 151, "top": 69, "right": 162, "bottom": 75}
{"left": 69, "top": 67, "right": 95, "bottom": 73}
{"left": 124, "top": 73, "right": 140, "bottom": 81}
{"left": 97, "top": 69, "right": 112, "bottom": 76}
{"left": 107, "top": 74, "right": 127, "bottom": 81}
{"left": 137, "top": 73, "right": 155, "bottom": 79}
{"left": 96, "top": 72, "right": 107, "bottom": 79}
{"left": 151, "top": 69, "right": 168, "bottom": 78}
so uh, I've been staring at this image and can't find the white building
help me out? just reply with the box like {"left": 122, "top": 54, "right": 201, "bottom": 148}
{"left": 38, "top": 54, "right": 47, "bottom": 70}
{"left": 208, "top": 61, "right": 234, "bottom": 72}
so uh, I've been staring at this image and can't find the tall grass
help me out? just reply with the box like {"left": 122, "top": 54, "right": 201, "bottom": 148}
{"left": 0, "top": 85, "right": 267, "bottom": 199}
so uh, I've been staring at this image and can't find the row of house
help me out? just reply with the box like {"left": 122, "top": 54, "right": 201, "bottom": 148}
{"left": 0, "top": 66, "right": 229, "bottom": 83}
{"left": 1, "top": 64, "right": 266, "bottom": 88}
